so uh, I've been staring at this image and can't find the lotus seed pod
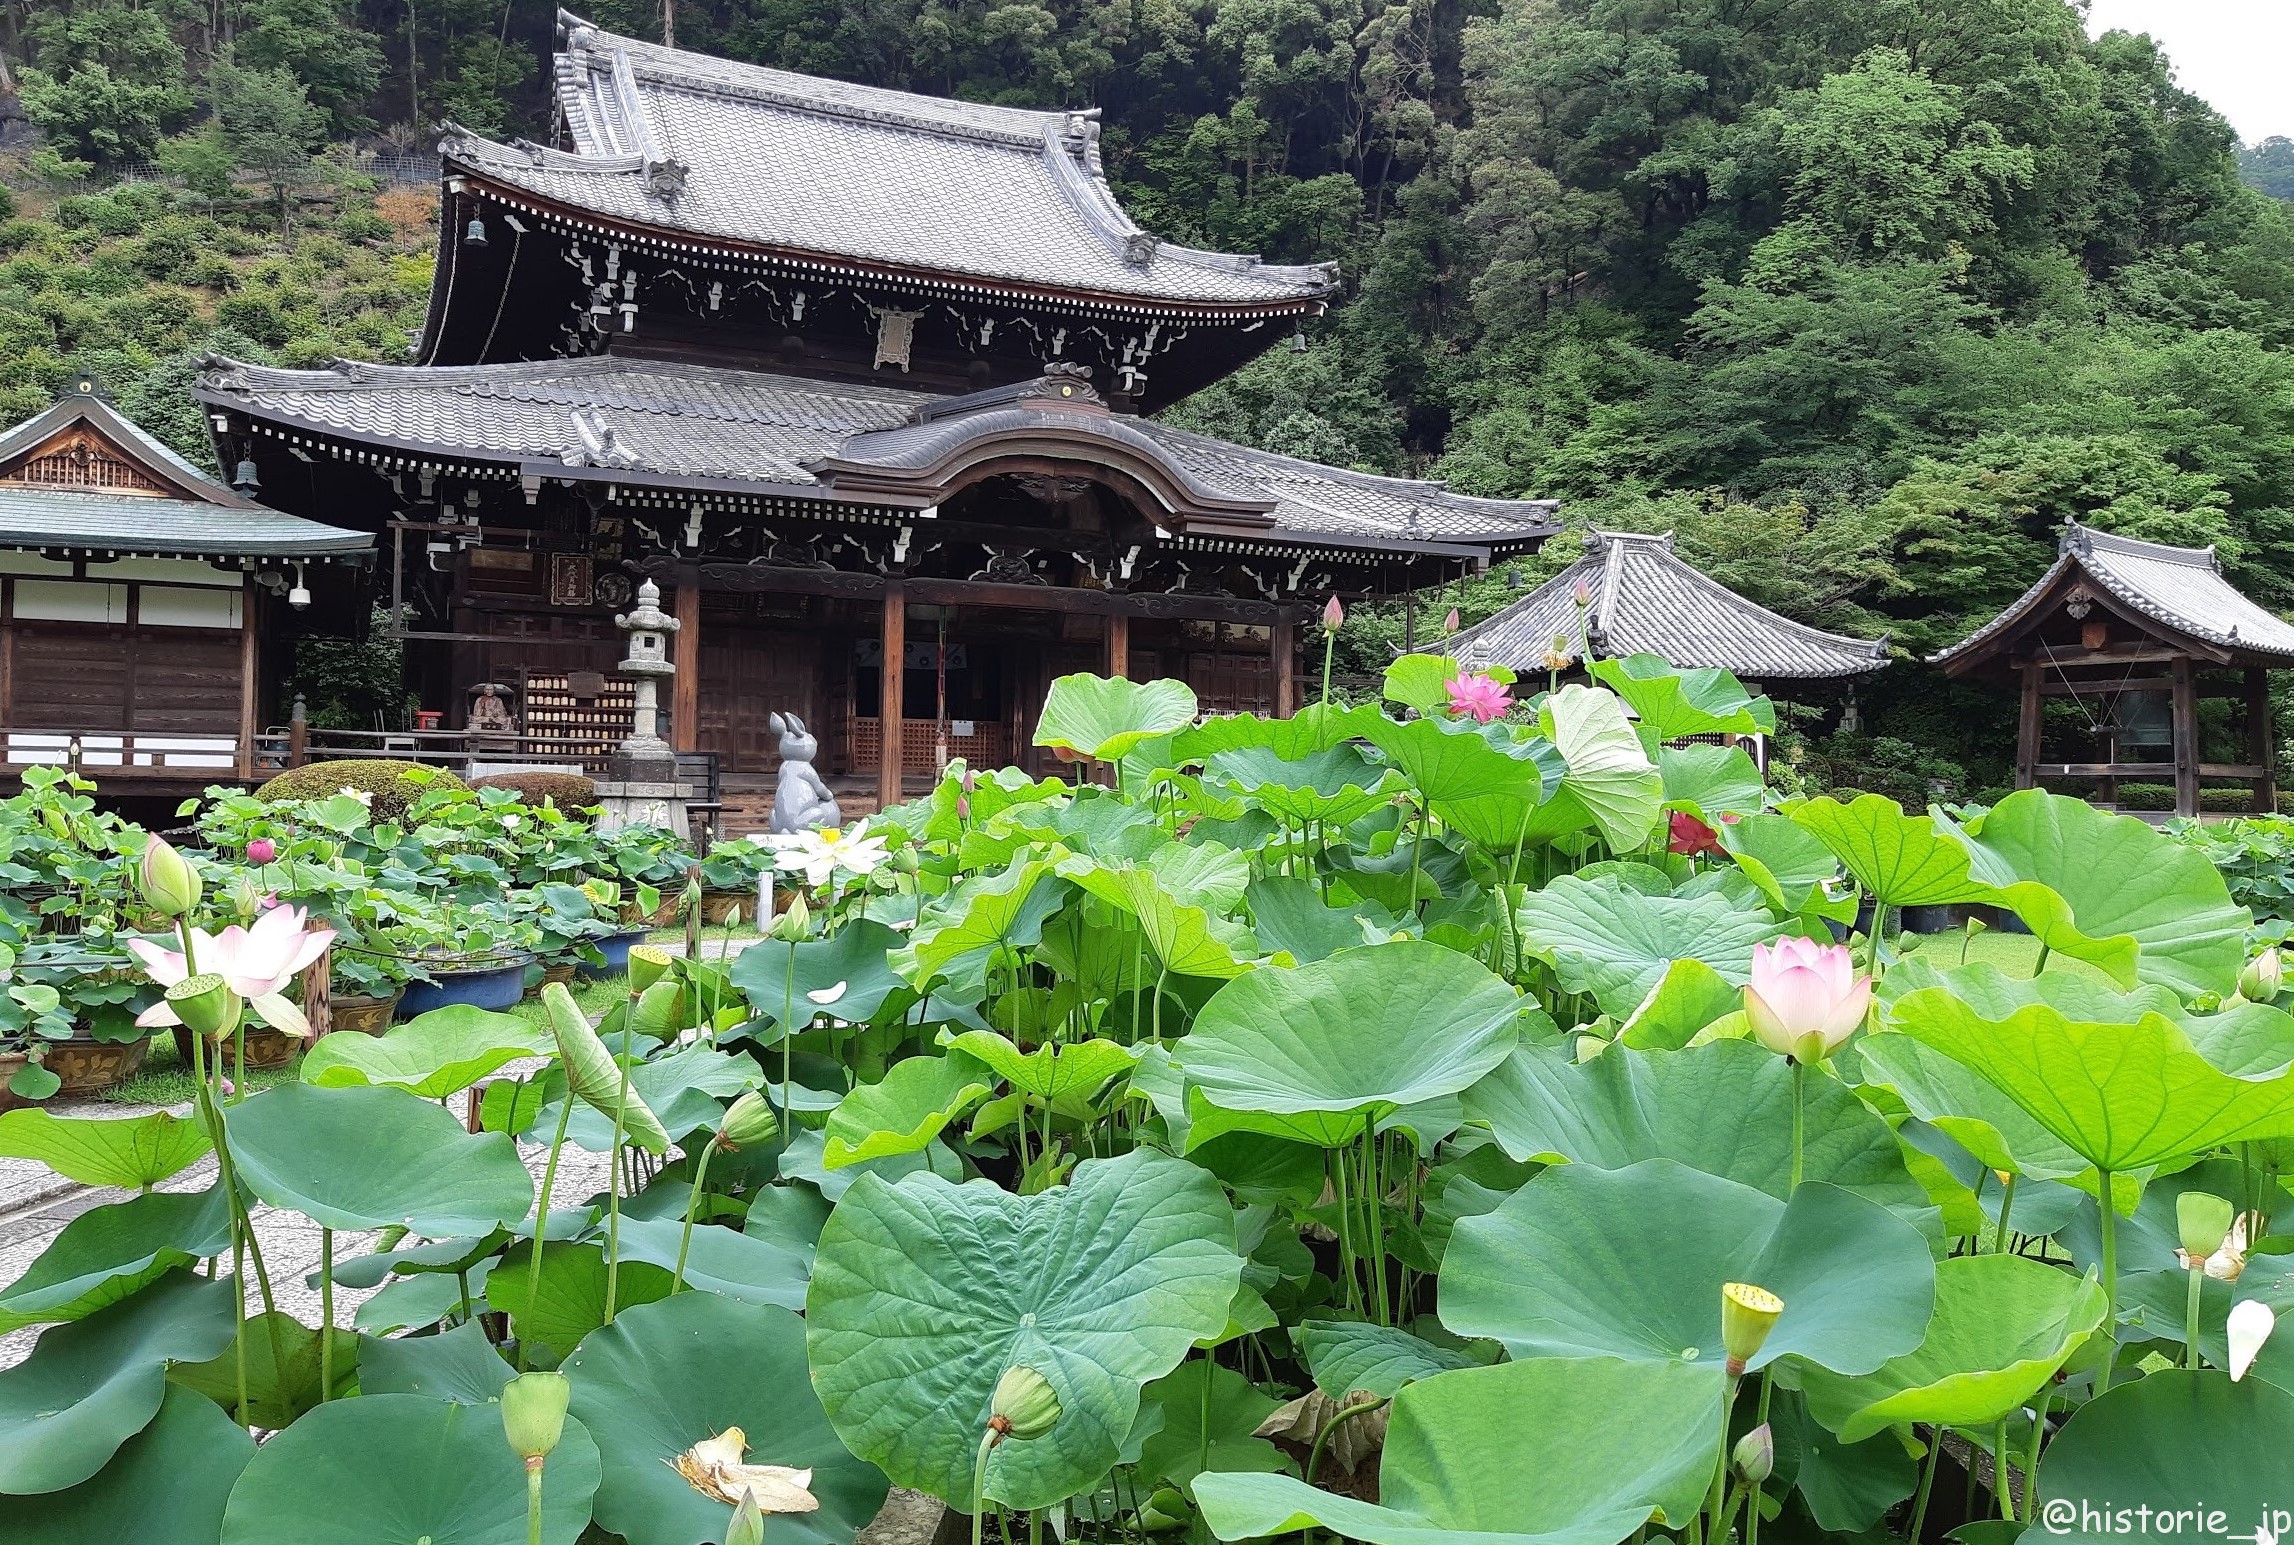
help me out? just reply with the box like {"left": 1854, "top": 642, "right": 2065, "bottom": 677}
{"left": 629, "top": 978, "right": 685, "bottom": 1039}
{"left": 139, "top": 835, "right": 202, "bottom": 919}
{"left": 1721, "top": 1281, "right": 1784, "bottom": 1374}
{"left": 629, "top": 944, "right": 676, "bottom": 994}
{"left": 1732, "top": 1423, "right": 1774, "bottom": 1484}
{"left": 2178, "top": 1191, "right": 2236, "bottom": 1264}
{"left": 2240, "top": 948, "right": 2284, "bottom": 1003}
{"left": 502, "top": 1371, "right": 570, "bottom": 1462}
{"left": 719, "top": 1090, "right": 780, "bottom": 1150}
{"left": 726, "top": 1488, "right": 767, "bottom": 1545}
{"left": 166, "top": 973, "right": 243, "bottom": 1040}
{"left": 539, "top": 982, "right": 673, "bottom": 1153}
{"left": 990, "top": 1366, "right": 1061, "bottom": 1441}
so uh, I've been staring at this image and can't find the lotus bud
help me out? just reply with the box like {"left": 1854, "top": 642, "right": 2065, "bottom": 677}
{"left": 1732, "top": 1423, "right": 1773, "bottom": 1484}
{"left": 139, "top": 834, "right": 202, "bottom": 919}
{"left": 989, "top": 1366, "right": 1061, "bottom": 1441}
{"left": 961, "top": 765, "right": 977, "bottom": 795}
{"left": 718, "top": 1090, "right": 780, "bottom": 1150}
{"left": 629, "top": 978, "right": 685, "bottom": 1039}
{"left": 166, "top": 973, "right": 243, "bottom": 1040}
{"left": 629, "top": 944, "right": 676, "bottom": 994}
{"left": 2179, "top": 1192, "right": 2236, "bottom": 1265}
{"left": 2241, "top": 948, "right": 2284, "bottom": 1003}
{"left": 502, "top": 1371, "right": 571, "bottom": 1463}
{"left": 727, "top": 1489, "right": 768, "bottom": 1545}
{"left": 1443, "top": 607, "right": 1460, "bottom": 635}
{"left": 225, "top": 874, "right": 265, "bottom": 925}
{"left": 1321, "top": 595, "right": 1344, "bottom": 632}
{"left": 771, "top": 893, "right": 810, "bottom": 943}
{"left": 1721, "top": 1281, "right": 1784, "bottom": 1375}
{"left": 2228, "top": 1299, "right": 2276, "bottom": 1382}
{"left": 893, "top": 846, "right": 922, "bottom": 876}
{"left": 956, "top": 794, "right": 972, "bottom": 822}
{"left": 245, "top": 837, "right": 277, "bottom": 865}
{"left": 1573, "top": 576, "right": 1593, "bottom": 608}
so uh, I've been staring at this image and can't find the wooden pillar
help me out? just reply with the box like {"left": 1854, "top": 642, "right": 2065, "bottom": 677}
{"left": 1272, "top": 613, "right": 1296, "bottom": 718}
{"left": 879, "top": 581, "right": 905, "bottom": 809}
{"left": 2014, "top": 660, "right": 2042, "bottom": 790}
{"left": 237, "top": 576, "right": 259, "bottom": 782}
{"left": 1106, "top": 610, "right": 1130, "bottom": 680}
{"left": 671, "top": 573, "right": 701, "bottom": 752}
{"left": 1, "top": 576, "right": 16, "bottom": 727}
{"left": 2171, "top": 654, "right": 2201, "bottom": 818}
{"left": 2247, "top": 667, "right": 2276, "bottom": 815}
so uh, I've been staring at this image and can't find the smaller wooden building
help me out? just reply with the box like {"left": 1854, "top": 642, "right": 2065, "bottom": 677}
{"left": 1448, "top": 530, "right": 1890, "bottom": 686}
{"left": 1933, "top": 521, "right": 2294, "bottom": 817}
{"left": 0, "top": 381, "right": 371, "bottom": 796}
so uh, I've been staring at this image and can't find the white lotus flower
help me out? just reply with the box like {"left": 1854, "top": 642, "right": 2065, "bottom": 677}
{"left": 670, "top": 1428, "right": 819, "bottom": 1511}
{"left": 775, "top": 827, "right": 891, "bottom": 889}
{"left": 2228, "top": 1299, "right": 2275, "bottom": 1382}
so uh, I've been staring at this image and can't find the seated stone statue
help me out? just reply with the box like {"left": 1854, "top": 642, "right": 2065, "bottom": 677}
{"left": 767, "top": 712, "right": 841, "bottom": 833}
{"left": 468, "top": 684, "right": 517, "bottom": 734}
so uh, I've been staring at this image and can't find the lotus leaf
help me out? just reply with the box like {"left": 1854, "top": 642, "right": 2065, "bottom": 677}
{"left": 822, "top": 1050, "right": 995, "bottom": 1168}
{"left": 1591, "top": 655, "right": 1776, "bottom": 742}
{"left": 225, "top": 1082, "right": 534, "bottom": 1235}
{"left": 355, "top": 1319, "right": 514, "bottom": 1403}
{"left": 2035, "top": 1371, "right": 2294, "bottom": 1544}
{"left": 1295, "top": 1320, "right": 1477, "bottom": 1398}
{"left": 1208, "top": 743, "right": 1403, "bottom": 828}
{"left": 299, "top": 1004, "right": 551, "bottom": 1098}
{"left": 1657, "top": 744, "right": 1766, "bottom": 818}
{"left": 1615, "top": 959, "right": 1745, "bottom": 1050}
{"left": 0, "top": 1184, "right": 231, "bottom": 1333}
{"left": 606, "top": 1214, "right": 810, "bottom": 1307}
{"left": 169, "top": 1310, "right": 358, "bottom": 1427}
{"left": 1515, "top": 873, "right": 1781, "bottom": 1018}
{"left": 1439, "top": 1159, "right": 1934, "bottom": 1375}
{"left": 1035, "top": 674, "right": 1198, "bottom": 761}
{"left": 0, "top": 1384, "right": 251, "bottom": 1544}
{"left": 731, "top": 918, "right": 911, "bottom": 1028}
{"left": 806, "top": 1149, "right": 1241, "bottom": 1509}
{"left": 0, "top": 1107, "right": 210, "bottom": 1189}
{"left": 487, "top": 1242, "right": 673, "bottom": 1359}
{"left": 1135, "top": 1358, "right": 1285, "bottom": 1492}
{"left": 943, "top": 1030, "right": 1140, "bottom": 1103}
{"left": 1521, "top": 684, "right": 1664, "bottom": 850}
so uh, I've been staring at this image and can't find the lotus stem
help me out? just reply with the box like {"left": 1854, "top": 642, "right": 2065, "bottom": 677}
{"left": 1197, "top": 1354, "right": 1212, "bottom": 1482}
{"left": 673, "top": 1137, "right": 720, "bottom": 1293}
{"left": 1992, "top": 1418, "right": 2013, "bottom": 1519}
{"left": 2021, "top": 1385, "right": 2050, "bottom": 1522}
{"left": 1705, "top": 1380, "right": 1735, "bottom": 1545}
{"left": 1319, "top": 631, "right": 1334, "bottom": 710}
{"left": 1329, "top": 1143, "right": 1359, "bottom": 1314}
{"left": 527, "top": 1457, "right": 546, "bottom": 1545}
{"left": 1906, "top": 1427, "right": 1942, "bottom": 1543}
{"left": 972, "top": 1428, "right": 1003, "bottom": 1545}
{"left": 1789, "top": 1061, "right": 1805, "bottom": 1194}
{"left": 319, "top": 1227, "right": 334, "bottom": 1402}
{"left": 1303, "top": 1396, "right": 1385, "bottom": 1485}
{"left": 2185, "top": 1266, "right": 2204, "bottom": 1370}
{"left": 2097, "top": 1169, "right": 2118, "bottom": 1387}
{"left": 518, "top": 1085, "right": 578, "bottom": 1370}
{"left": 1993, "top": 1174, "right": 2016, "bottom": 1255}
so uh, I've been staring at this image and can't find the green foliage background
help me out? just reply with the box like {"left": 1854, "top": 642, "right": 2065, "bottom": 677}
{"left": 3, "top": 0, "right": 2293, "bottom": 791}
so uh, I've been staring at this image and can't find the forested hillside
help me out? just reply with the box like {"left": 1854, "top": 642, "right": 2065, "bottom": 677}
{"left": 4, "top": 0, "right": 2293, "bottom": 792}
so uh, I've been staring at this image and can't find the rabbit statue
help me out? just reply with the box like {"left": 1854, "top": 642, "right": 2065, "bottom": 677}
{"left": 767, "top": 711, "right": 843, "bottom": 833}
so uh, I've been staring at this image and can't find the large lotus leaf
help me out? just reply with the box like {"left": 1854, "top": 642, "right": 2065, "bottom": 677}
{"left": 0, "top": 1269, "right": 236, "bottom": 1494}
{"left": 1384, "top": 652, "right": 1497, "bottom": 715}
{"left": 1147, "top": 840, "right": 1251, "bottom": 914}
{"left": 1439, "top": 1160, "right": 1934, "bottom": 1376}
{"left": 566, "top": 1293, "right": 886, "bottom": 1545}
{"left": 1463, "top": 1041, "right": 1928, "bottom": 1211}
{"left": 355, "top": 1319, "right": 514, "bottom": 1404}
{"left": 218, "top": 1392, "right": 601, "bottom": 1545}
{"left": 1615, "top": 959, "right": 1745, "bottom": 1051}
{"left": 778, "top": 1126, "right": 963, "bottom": 1204}
{"left": 226, "top": 1082, "right": 534, "bottom": 1235}
{"left": 1518, "top": 685, "right": 1665, "bottom": 850}
{"left": 1295, "top": 1320, "right": 1478, "bottom": 1399}
{"left": 1170, "top": 703, "right": 1384, "bottom": 763}
{"left": 1591, "top": 654, "right": 1776, "bottom": 741}
{"left": 1171, "top": 942, "right": 1525, "bottom": 1148}
{"left": 1363, "top": 713, "right": 1557, "bottom": 807}
{"left": 300, "top": 1004, "right": 551, "bottom": 1098}
{"left": 1791, "top": 795, "right": 2000, "bottom": 908}
{"left": 0, "top": 1383, "right": 251, "bottom": 1544}
{"left": 607, "top": 1215, "right": 810, "bottom": 1308}
{"left": 1720, "top": 814, "right": 1847, "bottom": 919}
{"left": 1516, "top": 873, "right": 1781, "bottom": 1018}
{"left": 822, "top": 1051, "right": 995, "bottom": 1168}
{"left": 0, "top": 1107, "right": 210, "bottom": 1189}
{"left": 892, "top": 860, "right": 1060, "bottom": 991}
{"left": 1060, "top": 858, "right": 1257, "bottom": 979}
{"left": 1770, "top": 1391, "right": 1916, "bottom": 1532}
{"left": 1196, "top": 1356, "right": 1724, "bottom": 1545}
{"left": 1246, "top": 875, "right": 1402, "bottom": 963}
{"left": 487, "top": 1242, "right": 672, "bottom": 1359}
{"left": 2184, "top": 998, "right": 2294, "bottom": 1077}
{"left": 1135, "top": 1358, "right": 1285, "bottom": 1492}
{"left": 2036, "top": 1371, "right": 2294, "bottom": 1544}
{"left": 1858, "top": 1033, "right": 2093, "bottom": 1183}
{"left": 1657, "top": 745, "right": 1766, "bottom": 820}
{"left": 169, "top": 1310, "right": 358, "bottom": 1428}
{"left": 806, "top": 1149, "right": 1241, "bottom": 1510}
{"left": 1798, "top": 1254, "right": 2107, "bottom": 1442}
{"left": 1035, "top": 674, "right": 1198, "bottom": 761}
{"left": 1208, "top": 744, "right": 1403, "bottom": 828}
{"left": 731, "top": 919, "right": 911, "bottom": 1028}
{"left": 943, "top": 1031, "right": 1141, "bottom": 1103}
{"left": 355, "top": 1258, "right": 497, "bottom": 1336}
{"left": 1951, "top": 790, "right": 2250, "bottom": 998}
{"left": 1893, "top": 981, "right": 2294, "bottom": 1171}
{"left": 0, "top": 1184, "right": 232, "bottom": 1333}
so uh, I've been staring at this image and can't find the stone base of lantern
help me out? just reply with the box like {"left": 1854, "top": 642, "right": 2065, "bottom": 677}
{"left": 593, "top": 750, "right": 691, "bottom": 835}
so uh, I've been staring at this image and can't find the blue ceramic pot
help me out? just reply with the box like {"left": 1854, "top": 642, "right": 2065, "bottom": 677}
{"left": 398, "top": 958, "right": 530, "bottom": 1018}
{"left": 577, "top": 927, "right": 654, "bottom": 980}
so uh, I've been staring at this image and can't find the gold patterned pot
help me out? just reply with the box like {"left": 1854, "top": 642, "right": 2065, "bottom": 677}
{"left": 237, "top": 1024, "right": 303, "bottom": 1070}
{"left": 701, "top": 890, "right": 747, "bottom": 926}
{"left": 328, "top": 990, "right": 402, "bottom": 1036}
{"left": 0, "top": 1051, "right": 30, "bottom": 1111}
{"left": 46, "top": 1036, "right": 149, "bottom": 1095}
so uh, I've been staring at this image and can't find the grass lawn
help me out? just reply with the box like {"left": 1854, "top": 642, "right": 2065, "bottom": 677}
{"left": 1893, "top": 921, "right": 2115, "bottom": 981}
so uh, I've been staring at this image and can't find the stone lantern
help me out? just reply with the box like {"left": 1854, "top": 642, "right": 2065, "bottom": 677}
{"left": 591, "top": 576, "right": 691, "bottom": 833}
{"left": 614, "top": 578, "right": 678, "bottom": 755}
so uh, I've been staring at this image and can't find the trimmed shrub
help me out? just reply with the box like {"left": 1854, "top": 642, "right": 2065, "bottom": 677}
{"left": 258, "top": 759, "right": 464, "bottom": 824}
{"left": 468, "top": 770, "right": 599, "bottom": 810}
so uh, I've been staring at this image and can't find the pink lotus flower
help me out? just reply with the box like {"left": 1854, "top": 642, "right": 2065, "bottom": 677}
{"left": 245, "top": 838, "right": 276, "bottom": 865}
{"left": 1743, "top": 938, "right": 1870, "bottom": 1064}
{"left": 1445, "top": 672, "right": 1512, "bottom": 724}
{"left": 127, "top": 904, "right": 336, "bottom": 1039}
{"left": 1668, "top": 811, "right": 1724, "bottom": 858}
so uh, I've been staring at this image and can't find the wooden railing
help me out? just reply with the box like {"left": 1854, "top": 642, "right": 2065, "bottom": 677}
{"left": 3, "top": 729, "right": 246, "bottom": 779}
